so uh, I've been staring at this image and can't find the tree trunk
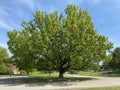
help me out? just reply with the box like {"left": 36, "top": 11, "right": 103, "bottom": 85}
{"left": 26, "top": 71, "right": 30, "bottom": 76}
{"left": 59, "top": 71, "right": 64, "bottom": 78}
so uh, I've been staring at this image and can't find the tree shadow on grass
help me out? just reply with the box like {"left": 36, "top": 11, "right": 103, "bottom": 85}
{"left": 100, "top": 71, "right": 120, "bottom": 77}
{"left": 24, "top": 76, "right": 94, "bottom": 87}
{"left": 0, "top": 76, "right": 94, "bottom": 87}
{"left": 0, "top": 76, "right": 27, "bottom": 85}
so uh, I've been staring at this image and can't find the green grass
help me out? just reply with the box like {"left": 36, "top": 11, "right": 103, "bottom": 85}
{"left": 0, "top": 75, "right": 10, "bottom": 77}
{"left": 0, "top": 70, "right": 120, "bottom": 78}
{"left": 0, "top": 71, "right": 95, "bottom": 84}
{"left": 30, "top": 71, "right": 59, "bottom": 77}
{"left": 77, "top": 71, "right": 120, "bottom": 77}
{"left": 0, "top": 71, "right": 59, "bottom": 77}
{"left": 76, "top": 71, "right": 105, "bottom": 76}
{"left": 23, "top": 76, "right": 94, "bottom": 83}
{"left": 83, "top": 86, "right": 120, "bottom": 90}
{"left": 103, "top": 71, "right": 120, "bottom": 77}
{"left": 64, "top": 86, "right": 120, "bottom": 90}
{"left": 22, "top": 71, "right": 95, "bottom": 83}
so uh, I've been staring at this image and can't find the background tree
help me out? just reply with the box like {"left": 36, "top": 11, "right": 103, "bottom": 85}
{"left": 109, "top": 47, "right": 120, "bottom": 71}
{"left": 7, "top": 4, "right": 113, "bottom": 78}
{"left": 0, "top": 46, "right": 9, "bottom": 74}
{"left": 100, "top": 54, "right": 112, "bottom": 71}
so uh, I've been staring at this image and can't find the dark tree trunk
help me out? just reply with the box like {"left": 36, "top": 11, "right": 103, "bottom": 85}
{"left": 59, "top": 71, "right": 64, "bottom": 78}
{"left": 58, "top": 57, "right": 69, "bottom": 78}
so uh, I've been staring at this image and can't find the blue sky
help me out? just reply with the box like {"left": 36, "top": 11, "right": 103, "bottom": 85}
{"left": 0, "top": 0, "right": 120, "bottom": 54}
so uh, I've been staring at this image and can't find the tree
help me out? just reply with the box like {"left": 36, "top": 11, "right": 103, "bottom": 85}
{"left": 7, "top": 29, "right": 36, "bottom": 74}
{"left": 100, "top": 54, "right": 112, "bottom": 71}
{"left": 109, "top": 47, "right": 120, "bottom": 71}
{"left": 0, "top": 46, "right": 9, "bottom": 74}
{"left": 7, "top": 4, "right": 113, "bottom": 78}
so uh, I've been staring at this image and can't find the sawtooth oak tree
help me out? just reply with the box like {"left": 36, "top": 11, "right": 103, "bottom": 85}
{"left": 7, "top": 5, "right": 113, "bottom": 78}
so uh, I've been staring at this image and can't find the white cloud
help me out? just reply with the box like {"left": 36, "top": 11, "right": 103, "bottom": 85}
{"left": 0, "top": 20, "right": 13, "bottom": 31}
{"left": 0, "top": 6, "right": 9, "bottom": 17}
{"left": 0, "top": 6, "right": 17, "bottom": 30}
{"left": 86, "top": 0, "right": 102, "bottom": 5}
{"left": 66, "top": 0, "right": 84, "bottom": 4}
{"left": 17, "top": 0, "right": 36, "bottom": 11}
{"left": 0, "top": 4, "right": 27, "bottom": 33}
{"left": 49, "top": 6, "right": 55, "bottom": 13}
{"left": 0, "top": 5, "right": 20, "bottom": 19}
{"left": 5, "top": 7, "right": 25, "bottom": 18}
{"left": 0, "top": 19, "right": 20, "bottom": 31}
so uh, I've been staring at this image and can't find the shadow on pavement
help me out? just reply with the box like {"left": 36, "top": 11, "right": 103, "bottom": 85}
{"left": 0, "top": 77, "right": 78, "bottom": 87}
{"left": 0, "top": 77, "right": 27, "bottom": 86}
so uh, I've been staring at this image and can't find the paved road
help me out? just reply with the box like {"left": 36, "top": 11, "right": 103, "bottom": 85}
{"left": 0, "top": 76, "right": 120, "bottom": 90}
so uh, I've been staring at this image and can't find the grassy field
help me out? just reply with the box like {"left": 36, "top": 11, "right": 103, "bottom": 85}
{"left": 64, "top": 87, "right": 120, "bottom": 90}
{"left": 23, "top": 76, "right": 94, "bottom": 83}
{"left": 83, "top": 87, "right": 120, "bottom": 90}
{"left": 23, "top": 71, "right": 94, "bottom": 83}
{"left": 0, "top": 71, "right": 59, "bottom": 77}
{"left": 0, "top": 70, "right": 120, "bottom": 77}
{"left": 0, "top": 71, "right": 120, "bottom": 90}
{"left": 30, "top": 71, "right": 59, "bottom": 77}
{"left": 77, "top": 71, "right": 120, "bottom": 77}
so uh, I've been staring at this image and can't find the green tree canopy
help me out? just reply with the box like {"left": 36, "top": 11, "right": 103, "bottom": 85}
{"left": 0, "top": 46, "right": 9, "bottom": 73}
{"left": 7, "top": 29, "right": 36, "bottom": 74}
{"left": 7, "top": 4, "right": 113, "bottom": 78}
{"left": 109, "top": 47, "right": 120, "bottom": 71}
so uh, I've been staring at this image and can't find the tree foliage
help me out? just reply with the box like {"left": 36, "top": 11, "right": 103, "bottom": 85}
{"left": 0, "top": 46, "right": 9, "bottom": 73}
{"left": 109, "top": 47, "right": 120, "bottom": 71}
{"left": 7, "top": 29, "right": 36, "bottom": 74}
{"left": 7, "top": 4, "right": 113, "bottom": 78}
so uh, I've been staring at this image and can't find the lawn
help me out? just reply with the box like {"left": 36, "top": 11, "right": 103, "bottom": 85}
{"left": 83, "top": 86, "right": 120, "bottom": 90}
{"left": 0, "top": 71, "right": 58, "bottom": 77}
{"left": 1, "top": 70, "right": 120, "bottom": 77}
{"left": 77, "top": 71, "right": 120, "bottom": 77}
{"left": 23, "top": 76, "right": 94, "bottom": 83}
{"left": 64, "top": 87, "right": 120, "bottom": 90}
{"left": 0, "top": 70, "right": 120, "bottom": 78}
{"left": 30, "top": 71, "right": 59, "bottom": 77}
{"left": 23, "top": 71, "right": 94, "bottom": 83}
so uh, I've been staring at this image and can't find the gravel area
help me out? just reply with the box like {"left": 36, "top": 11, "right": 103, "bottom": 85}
{"left": 0, "top": 75, "right": 120, "bottom": 90}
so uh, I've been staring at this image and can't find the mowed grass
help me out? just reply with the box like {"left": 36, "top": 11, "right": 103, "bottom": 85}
{"left": 77, "top": 71, "right": 120, "bottom": 77}
{"left": 22, "top": 71, "right": 94, "bottom": 83}
{"left": 83, "top": 86, "right": 120, "bottom": 90}
{"left": 0, "top": 71, "right": 120, "bottom": 77}
{"left": 0, "top": 75, "right": 10, "bottom": 77}
{"left": 64, "top": 86, "right": 120, "bottom": 90}
{"left": 0, "top": 71, "right": 58, "bottom": 77}
{"left": 23, "top": 76, "right": 94, "bottom": 83}
{"left": 0, "top": 71, "right": 94, "bottom": 83}
{"left": 30, "top": 71, "right": 59, "bottom": 77}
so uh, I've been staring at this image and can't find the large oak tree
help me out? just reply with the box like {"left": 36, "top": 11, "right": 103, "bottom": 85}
{"left": 7, "top": 5, "right": 113, "bottom": 78}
